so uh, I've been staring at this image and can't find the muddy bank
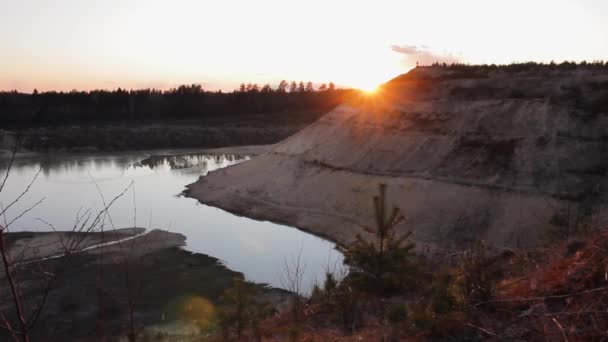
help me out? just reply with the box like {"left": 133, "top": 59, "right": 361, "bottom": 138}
{"left": 0, "top": 229, "right": 290, "bottom": 340}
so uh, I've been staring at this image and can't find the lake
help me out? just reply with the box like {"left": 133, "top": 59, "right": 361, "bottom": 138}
{"left": 0, "top": 150, "right": 344, "bottom": 292}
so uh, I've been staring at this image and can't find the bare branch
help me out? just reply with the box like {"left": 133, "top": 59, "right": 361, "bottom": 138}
{"left": 466, "top": 323, "right": 496, "bottom": 337}
{"left": 0, "top": 143, "right": 18, "bottom": 194}
{"left": 0, "top": 309, "right": 20, "bottom": 341}
{"left": 3, "top": 197, "right": 45, "bottom": 230}
{"left": 551, "top": 317, "right": 569, "bottom": 342}
{"left": 475, "top": 286, "right": 608, "bottom": 306}
{"left": 0, "top": 168, "right": 42, "bottom": 218}
{"left": 0, "top": 228, "right": 30, "bottom": 342}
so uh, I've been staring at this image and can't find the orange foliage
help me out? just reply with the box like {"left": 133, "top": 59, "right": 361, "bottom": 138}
{"left": 496, "top": 230, "right": 608, "bottom": 340}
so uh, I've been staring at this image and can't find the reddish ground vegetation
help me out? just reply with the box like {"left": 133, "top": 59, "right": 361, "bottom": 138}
{"left": 494, "top": 231, "right": 608, "bottom": 340}
{"left": 213, "top": 229, "right": 608, "bottom": 341}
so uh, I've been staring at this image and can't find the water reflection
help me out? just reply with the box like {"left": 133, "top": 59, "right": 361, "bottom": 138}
{"left": 10, "top": 156, "right": 126, "bottom": 178}
{"left": 0, "top": 151, "right": 344, "bottom": 292}
{"left": 137, "top": 153, "right": 250, "bottom": 172}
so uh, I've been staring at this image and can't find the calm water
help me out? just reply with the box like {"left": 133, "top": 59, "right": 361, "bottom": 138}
{"left": 0, "top": 151, "right": 344, "bottom": 292}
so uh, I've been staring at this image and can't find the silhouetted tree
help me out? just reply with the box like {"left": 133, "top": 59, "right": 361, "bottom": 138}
{"left": 261, "top": 84, "right": 273, "bottom": 93}
{"left": 318, "top": 83, "right": 327, "bottom": 92}
{"left": 289, "top": 81, "right": 298, "bottom": 93}
{"left": 297, "top": 82, "right": 305, "bottom": 92}
{"left": 305, "top": 82, "right": 314, "bottom": 92}
{"left": 328, "top": 82, "right": 336, "bottom": 91}
{"left": 277, "top": 80, "right": 288, "bottom": 93}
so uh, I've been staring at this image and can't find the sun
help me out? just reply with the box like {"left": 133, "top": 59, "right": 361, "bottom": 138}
{"left": 354, "top": 79, "right": 382, "bottom": 95}
{"left": 350, "top": 75, "right": 384, "bottom": 94}
{"left": 359, "top": 84, "right": 379, "bottom": 94}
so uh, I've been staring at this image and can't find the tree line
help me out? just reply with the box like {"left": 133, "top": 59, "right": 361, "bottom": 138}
{"left": 425, "top": 60, "right": 608, "bottom": 72}
{"left": 237, "top": 80, "right": 336, "bottom": 93}
{"left": 0, "top": 81, "right": 354, "bottom": 124}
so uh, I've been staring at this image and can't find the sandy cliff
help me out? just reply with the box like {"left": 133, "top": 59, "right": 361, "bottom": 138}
{"left": 187, "top": 66, "right": 608, "bottom": 252}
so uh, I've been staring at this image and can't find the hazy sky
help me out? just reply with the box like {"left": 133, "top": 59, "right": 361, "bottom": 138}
{"left": 1, "top": 0, "right": 607, "bottom": 92}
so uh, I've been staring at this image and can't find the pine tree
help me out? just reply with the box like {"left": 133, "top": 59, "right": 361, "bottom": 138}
{"left": 261, "top": 84, "right": 273, "bottom": 93}
{"left": 305, "top": 81, "right": 314, "bottom": 92}
{"left": 217, "top": 278, "right": 275, "bottom": 340}
{"left": 289, "top": 81, "right": 298, "bottom": 93}
{"left": 277, "top": 80, "right": 288, "bottom": 93}
{"left": 344, "top": 184, "right": 417, "bottom": 295}
{"left": 219, "top": 278, "right": 252, "bottom": 339}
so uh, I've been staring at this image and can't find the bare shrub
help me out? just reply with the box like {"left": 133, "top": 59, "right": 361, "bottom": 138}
{"left": 456, "top": 241, "right": 494, "bottom": 308}
{"left": 0, "top": 145, "right": 135, "bottom": 341}
{"left": 280, "top": 246, "right": 307, "bottom": 341}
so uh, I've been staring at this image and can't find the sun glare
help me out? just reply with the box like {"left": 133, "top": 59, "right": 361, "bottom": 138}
{"left": 353, "top": 78, "right": 382, "bottom": 94}
{"left": 359, "top": 84, "right": 379, "bottom": 94}
{"left": 346, "top": 69, "right": 393, "bottom": 95}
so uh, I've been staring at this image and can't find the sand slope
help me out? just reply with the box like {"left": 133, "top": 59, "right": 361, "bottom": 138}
{"left": 187, "top": 66, "right": 608, "bottom": 252}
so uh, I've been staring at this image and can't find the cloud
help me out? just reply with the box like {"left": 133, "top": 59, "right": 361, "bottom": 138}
{"left": 391, "top": 45, "right": 420, "bottom": 55}
{"left": 391, "top": 44, "right": 461, "bottom": 67}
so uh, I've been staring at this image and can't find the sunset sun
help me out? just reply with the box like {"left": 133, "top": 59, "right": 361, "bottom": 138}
{"left": 358, "top": 82, "right": 379, "bottom": 93}
{"left": 349, "top": 74, "right": 386, "bottom": 93}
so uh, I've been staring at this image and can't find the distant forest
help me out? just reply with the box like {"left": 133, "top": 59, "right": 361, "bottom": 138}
{"left": 419, "top": 60, "right": 608, "bottom": 75}
{"left": 0, "top": 81, "right": 355, "bottom": 125}
{"left": 424, "top": 60, "right": 608, "bottom": 69}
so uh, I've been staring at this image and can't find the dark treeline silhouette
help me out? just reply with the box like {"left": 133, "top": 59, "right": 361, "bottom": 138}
{"left": 423, "top": 60, "right": 608, "bottom": 72}
{"left": 0, "top": 81, "right": 352, "bottom": 125}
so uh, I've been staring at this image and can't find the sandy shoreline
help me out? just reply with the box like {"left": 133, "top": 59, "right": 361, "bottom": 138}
{"left": 184, "top": 158, "right": 448, "bottom": 256}
{"left": 5, "top": 227, "right": 145, "bottom": 262}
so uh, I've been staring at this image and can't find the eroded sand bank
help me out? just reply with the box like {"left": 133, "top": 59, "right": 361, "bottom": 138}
{"left": 186, "top": 67, "right": 608, "bottom": 253}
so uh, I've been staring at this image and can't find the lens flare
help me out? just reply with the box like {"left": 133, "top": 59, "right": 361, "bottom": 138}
{"left": 178, "top": 296, "right": 216, "bottom": 329}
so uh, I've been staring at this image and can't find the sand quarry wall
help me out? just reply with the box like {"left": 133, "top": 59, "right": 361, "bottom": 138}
{"left": 187, "top": 67, "right": 608, "bottom": 253}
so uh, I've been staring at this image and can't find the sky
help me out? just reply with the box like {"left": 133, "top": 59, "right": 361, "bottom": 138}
{"left": 1, "top": 0, "right": 607, "bottom": 92}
